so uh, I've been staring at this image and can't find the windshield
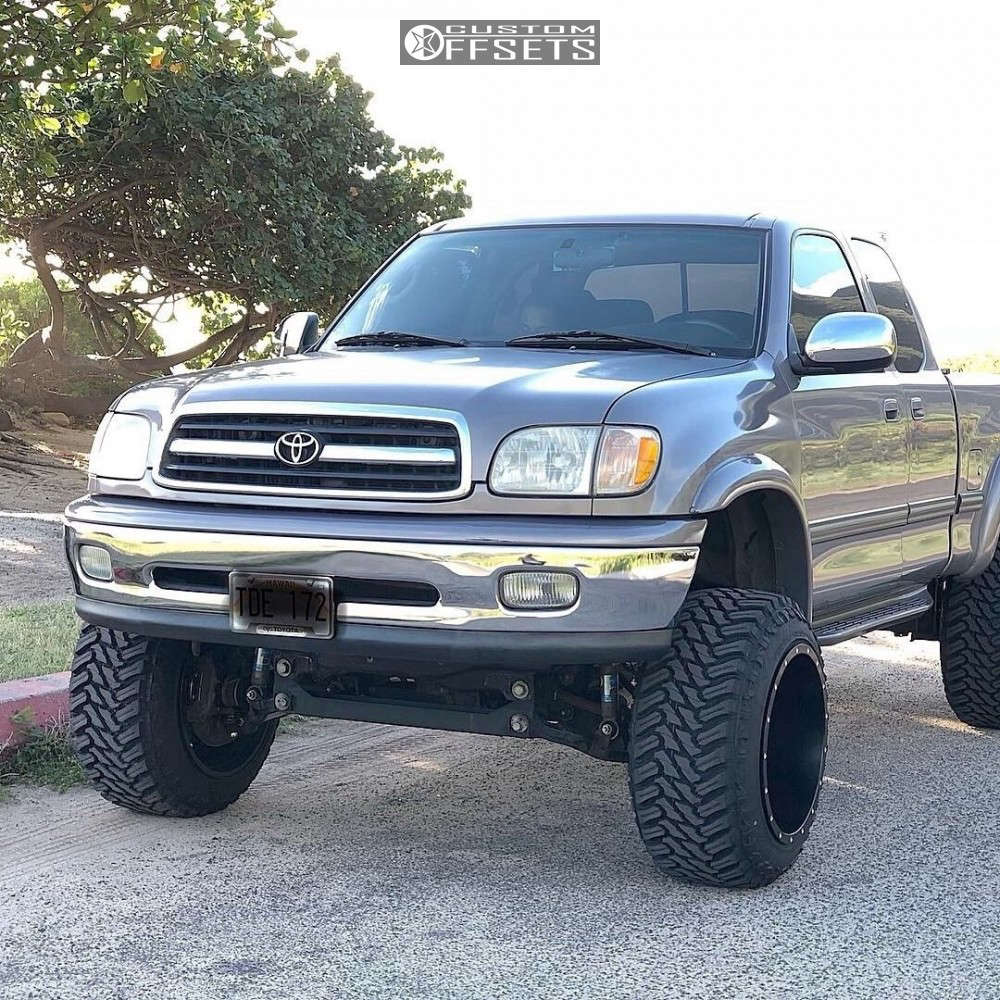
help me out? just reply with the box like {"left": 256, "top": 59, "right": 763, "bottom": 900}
{"left": 323, "top": 224, "right": 766, "bottom": 356}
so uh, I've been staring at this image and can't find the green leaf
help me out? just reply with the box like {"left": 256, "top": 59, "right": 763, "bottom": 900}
{"left": 123, "top": 79, "right": 146, "bottom": 105}
{"left": 38, "top": 151, "right": 59, "bottom": 177}
{"left": 266, "top": 18, "right": 298, "bottom": 40}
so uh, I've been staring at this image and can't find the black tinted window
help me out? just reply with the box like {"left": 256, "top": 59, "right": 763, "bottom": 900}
{"left": 850, "top": 239, "right": 925, "bottom": 373}
{"left": 327, "top": 225, "right": 765, "bottom": 357}
{"left": 790, "top": 234, "right": 864, "bottom": 349}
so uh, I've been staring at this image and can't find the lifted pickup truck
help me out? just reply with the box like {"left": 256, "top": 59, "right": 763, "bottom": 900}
{"left": 65, "top": 213, "right": 1000, "bottom": 888}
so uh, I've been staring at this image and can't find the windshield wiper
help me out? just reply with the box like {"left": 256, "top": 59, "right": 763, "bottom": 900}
{"left": 505, "top": 331, "right": 717, "bottom": 357}
{"left": 336, "top": 331, "right": 467, "bottom": 348}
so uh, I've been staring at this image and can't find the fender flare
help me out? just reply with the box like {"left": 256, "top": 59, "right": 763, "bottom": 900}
{"left": 690, "top": 454, "right": 813, "bottom": 619}
{"left": 959, "top": 454, "right": 1000, "bottom": 580}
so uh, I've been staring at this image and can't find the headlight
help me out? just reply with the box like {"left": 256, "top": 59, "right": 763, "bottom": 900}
{"left": 489, "top": 425, "right": 660, "bottom": 497}
{"left": 89, "top": 412, "right": 152, "bottom": 480}
{"left": 490, "top": 426, "right": 599, "bottom": 495}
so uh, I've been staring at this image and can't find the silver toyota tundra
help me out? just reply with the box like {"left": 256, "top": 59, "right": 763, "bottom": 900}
{"left": 64, "top": 213, "right": 1000, "bottom": 888}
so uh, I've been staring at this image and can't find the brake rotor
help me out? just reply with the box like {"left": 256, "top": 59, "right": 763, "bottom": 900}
{"left": 185, "top": 654, "right": 246, "bottom": 747}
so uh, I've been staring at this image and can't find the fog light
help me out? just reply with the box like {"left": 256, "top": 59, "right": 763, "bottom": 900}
{"left": 78, "top": 545, "right": 113, "bottom": 582}
{"left": 499, "top": 570, "right": 579, "bottom": 611}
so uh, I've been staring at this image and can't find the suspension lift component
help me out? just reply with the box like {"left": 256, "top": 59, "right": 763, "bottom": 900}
{"left": 599, "top": 668, "right": 620, "bottom": 740}
{"left": 251, "top": 648, "right": 268, "bottom": 689}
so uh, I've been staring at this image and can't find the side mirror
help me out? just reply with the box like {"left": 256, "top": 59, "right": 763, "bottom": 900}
{"left": 275, "top": 312, "right": 321, "bottom": 356}
{"left": 801, "top": 312, "right": 896, "bottom": 372}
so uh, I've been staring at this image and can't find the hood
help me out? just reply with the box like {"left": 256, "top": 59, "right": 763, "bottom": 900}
{"left": 128, "top": 347, "right": 740, "bottom": 480}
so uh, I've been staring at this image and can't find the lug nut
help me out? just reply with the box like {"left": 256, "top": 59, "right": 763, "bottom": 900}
{"left": 274, "top": 693, "right": 292, "bottom": 712}
{"left": 509, "top": 714, "right": 529, "bottom": 735}
{"left": 275, "top": 657, "right": 293, "bottom": 677}
{"left": 510, "top": 679, "right": 530, "bottom": 700}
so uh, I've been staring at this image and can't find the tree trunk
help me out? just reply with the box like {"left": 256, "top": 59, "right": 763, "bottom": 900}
{"left": 27, "top": 231, "right": 66, "bottom": 358}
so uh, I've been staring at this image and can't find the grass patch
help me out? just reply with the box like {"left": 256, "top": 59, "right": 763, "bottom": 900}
{"left": 278, "top": 713, "right": 315, "bottom": 737}
{"left": 1, "top": 717, "right": 84, "bottom": 797}
{"left": 0, "top": 601, "right": 79, "bottom": 683}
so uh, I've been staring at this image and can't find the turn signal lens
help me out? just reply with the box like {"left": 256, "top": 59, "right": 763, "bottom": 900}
{"left": 595, "top": 427, "right": 661, "bottom": 495}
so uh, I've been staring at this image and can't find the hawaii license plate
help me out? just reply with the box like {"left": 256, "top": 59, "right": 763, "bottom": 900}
{"left": 229, "top": 572, "right": 334, "bottom": 638}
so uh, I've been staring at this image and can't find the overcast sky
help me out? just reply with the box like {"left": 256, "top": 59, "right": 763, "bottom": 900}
{"left": 275, "top": 0, "right": 1000, "bottom": 358}
{"left": 6, "top": 1, "right": 997, "bottom": 358}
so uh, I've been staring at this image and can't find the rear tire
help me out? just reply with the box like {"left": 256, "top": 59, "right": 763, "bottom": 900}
{"left": 628, "top": 588, "right": 827, "bottom": 888}
{"left": 70, "top": 625, "right": 277, "bottom": 817}
{"left": 941, "top": 556, "right": 1000, "bottom": 728}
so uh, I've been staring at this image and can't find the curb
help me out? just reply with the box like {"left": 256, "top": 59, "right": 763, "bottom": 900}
{"left": 0, "top": 672, "right": 71, "bottom": 751}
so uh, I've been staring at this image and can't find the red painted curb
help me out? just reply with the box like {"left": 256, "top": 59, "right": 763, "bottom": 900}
{"left": 0, "top": 671, "right": 71, "bottom": 750}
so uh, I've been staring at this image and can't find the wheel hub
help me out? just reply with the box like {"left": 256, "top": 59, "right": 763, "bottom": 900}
{"left": 185, "top": 653, "right": 249, "bottom": 748}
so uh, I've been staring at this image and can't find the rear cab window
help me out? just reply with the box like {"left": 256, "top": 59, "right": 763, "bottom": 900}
{"left": 849, "top": 239, "right": 926, "bottom": 373}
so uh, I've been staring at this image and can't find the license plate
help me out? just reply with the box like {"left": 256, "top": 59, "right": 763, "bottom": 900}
{"left": 229, "top": 573, "right": 334, "bottom": 638}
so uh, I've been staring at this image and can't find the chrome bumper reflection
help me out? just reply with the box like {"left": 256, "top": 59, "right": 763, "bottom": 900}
{"left": 65, "top": 520, "right": 699, "bottom": 633}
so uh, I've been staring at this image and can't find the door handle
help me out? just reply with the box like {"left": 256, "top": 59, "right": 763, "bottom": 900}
{"left": 911, "top": 397, "right": 926, "bottom": 420}
{"left": 883, "top": 398, "right": 900, "bottom": 422}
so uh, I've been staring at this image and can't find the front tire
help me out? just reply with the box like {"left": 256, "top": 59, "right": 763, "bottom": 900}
{"left": 628, "top": 588, "right": 827, "bottom": 888}
{"left": 70, "top": 625, "right": 277, "bottom": 817}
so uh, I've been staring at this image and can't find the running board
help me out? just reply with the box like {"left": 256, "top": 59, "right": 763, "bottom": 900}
{"left": 814, "top": 588, "right": 934, "bottom": 646}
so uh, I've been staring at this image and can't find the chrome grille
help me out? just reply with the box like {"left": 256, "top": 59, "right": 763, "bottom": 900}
{"left": 157, "top": 408, "right": 466, "bottom": 499}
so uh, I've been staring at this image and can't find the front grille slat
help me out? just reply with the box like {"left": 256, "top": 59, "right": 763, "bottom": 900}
{"left": 161, "top": 460, "right": 456, "bottom": 483}
{"left": 158, "top": 410, "right": 465, "bottom": 498}
{"left": 177, "top": 418, "right": 455, "bottom": 441}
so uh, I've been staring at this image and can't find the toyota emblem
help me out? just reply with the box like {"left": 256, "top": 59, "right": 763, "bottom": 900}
{"left": 274, "top": 431, "right": 322, "bottom": 467}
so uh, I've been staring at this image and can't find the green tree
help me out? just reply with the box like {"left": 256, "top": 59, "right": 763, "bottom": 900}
{"left": 0, "top": 11, "right": 469, "bottom": 386}
{"left": 0, "top": 1, "right": 290, "bottom": 170}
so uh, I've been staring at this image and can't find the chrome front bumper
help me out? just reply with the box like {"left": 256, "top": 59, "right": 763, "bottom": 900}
{"left": 64, "top": 498, "right": 702, "bottom": 636}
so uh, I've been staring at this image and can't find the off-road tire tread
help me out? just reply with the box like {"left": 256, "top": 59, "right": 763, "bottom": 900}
{"left": 70, "top": 624, "right": 274, "bottom": 816}
{"left": 941, "top": 552, "right": 1000, "bottom": 728}
{"left": 628, "top": 588, "right": 822, "bottom": 888}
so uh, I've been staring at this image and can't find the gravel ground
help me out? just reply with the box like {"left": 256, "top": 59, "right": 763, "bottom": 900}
{"left": 0, "top": 512, "right": 73, "bottom": 607}
{"left": 0, "top": 420, "right": 88, "bottom": 607}
{"left": 1, "top": 632, "right": 998, "bottom": 999}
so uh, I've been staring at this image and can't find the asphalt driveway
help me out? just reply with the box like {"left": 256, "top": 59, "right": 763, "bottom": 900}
{"left": 2, "top": 631, "right": 999, "bottom": 999}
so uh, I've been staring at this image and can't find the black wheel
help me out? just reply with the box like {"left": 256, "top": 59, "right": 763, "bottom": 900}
{"left": 941, "top": 556, "right": 1000, "bottom": 728}
{"left": 628, "top": 588, "right": 827, "bottom": 889}
{"left": 70, "top": 625, "right": 277, "bottom": 817}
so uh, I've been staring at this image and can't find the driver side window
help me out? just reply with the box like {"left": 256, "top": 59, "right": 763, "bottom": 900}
{"left": 790, "top": 235, "right": 865, "bottom": 351}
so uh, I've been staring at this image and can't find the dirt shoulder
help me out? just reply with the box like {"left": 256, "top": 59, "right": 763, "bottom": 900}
{"left": 0, "top": 414, "right": 93, "bottom": 608}
{"left": 0, "top": 418, "right": 91, "bottom": 515}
